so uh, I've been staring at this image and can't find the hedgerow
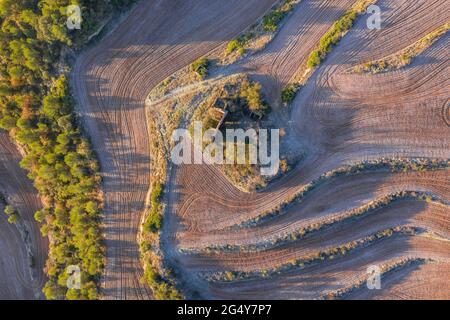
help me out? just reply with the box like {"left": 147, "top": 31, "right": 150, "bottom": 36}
{"left": 306, "top": 0, "right": 374, "bottom": 68}
{"left": 190, "top": 57, "right": 209, "bottom": 79}
{"left": 143, "top": 182, "right": 163, "bottom": 233}
{"left": 281, "top": 84, "right": 298, "bottom": 104}
{"left": 226, "top": 0, "right": 299, "bottom": 57}
{"left": 205, "top": 226, "right": 420, "bottom": 282}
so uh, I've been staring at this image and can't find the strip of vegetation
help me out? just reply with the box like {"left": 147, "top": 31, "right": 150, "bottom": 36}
{"left": 322, "top": 258, "right": 429, "bottom": 299}
{"left": 306, "top": 0, "right": 375, "bottom": 68}
{"left": 353, "top": 23, "right": 450, "bottom": 74}
{"left": 143, "top": 182, "right": 163, "bottom": 233}
{"left": 190, "top": 57, "right": 210, "bottom": 79}
{"left": 141, "top": 183, "right": 182, "bottom": 299}
{"left": 204, "top": 226, "right": 421, "bottom": 282}
{"left": 0, "top": 0, "right": 137, "bottom": 300}
{"left": 231, "top": 158, "right": 449, "bottom": 228}
{"left": 181, "top": 191, "right": 445, "bottom": 254}
{"left": 0, "top": 193, "right": 19, "bottom": 224}
{"left": 225, "top": 0, "right": 300, "bottom": 57}
{"left": 142, "top": 88, "right": 183, "bottom": 298}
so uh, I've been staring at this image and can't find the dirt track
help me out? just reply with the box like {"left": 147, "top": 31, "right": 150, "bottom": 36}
{"left": 72, "top": 0, "right": 449, "bottom": 299}
{"left": 72, "top": 0, "right": 278, "bottom": 299}
{"left": 0, "top": 131, "right": 47, "bottom": 299}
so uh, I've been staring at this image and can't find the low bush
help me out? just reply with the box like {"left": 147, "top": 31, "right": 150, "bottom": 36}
{"left": 143, "top": 182, "right": 163, "bottom": 233}
{"left": 262, "top": 0, "right": 296, "bottom": 32}
{"left": 281, "top": 84, "right": 297, "bottom": 104}
{"left": 4, "top": 204, "right": 18, "bottom": 224}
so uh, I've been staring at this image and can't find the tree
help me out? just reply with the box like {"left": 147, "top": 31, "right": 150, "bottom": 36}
{"left": 240, "top": 80, "right": 267, "bottom": 116}
{"left": 307, "top": 50, "right": 321, "bottom": 68}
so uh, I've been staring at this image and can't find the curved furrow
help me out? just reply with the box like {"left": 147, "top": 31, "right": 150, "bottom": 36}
{"left": 176, "top": 168, "right": 449, "bottom": 244}
{"left": 178, "top": 200, "right": 449, "bottom": 272}
{"left": 205, "top": 235, "right": 450, "bottom": 299}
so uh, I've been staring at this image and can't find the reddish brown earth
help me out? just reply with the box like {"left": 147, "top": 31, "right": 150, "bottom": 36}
{"left": 0, "top": 131, "right": 47, "bottom": 299}
{"left": 161, "top": 0, "right": 450, "bottom": 299}
{"left": 348, "top": 262, "right": 450, "bottom": 300}
{"left": 72, "top": 0, "right": 449, "bottom": 299}
{"left": 72, "top": 0, "right": 278, "bottom": 299}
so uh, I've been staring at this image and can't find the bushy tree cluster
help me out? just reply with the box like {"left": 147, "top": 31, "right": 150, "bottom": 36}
{"left": 141, "top": 182, "right": 183, "bottom": 299}
{"left": 240, "top": 80, "right": 268, "bottom": 117}
{"left": 262, "top": 0, "right": 296, "bottom": 32}
{"left": 0, "top": 0, "right": 136, "bottom": 300}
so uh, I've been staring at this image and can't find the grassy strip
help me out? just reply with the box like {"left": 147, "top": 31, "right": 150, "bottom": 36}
{"left": 140, "top": 115, "right": 183, "bottom": 299}
{"left": 322, "top": 258, "right": 429, "bottom": 299}
{"left": 181, "top": 191, "right": 446, "bottom": 254}
{"left": 0, "top": 192, "right": 19, "bottom": 224}
{"left": 281, "top": 83, "right": 299, "bottom": 105}
{"left": 226, "top": 0, "right": 299, "bottom": 56}
{"left": 229, "top": 158, "right": 449, "bottom": 229}
{"left": 0, "top": 1, "right": 137, "bottom": 300}
{"left": 306, "top": 0, "right": 375, "bottom": 68}
{"left": 190, "top": 57, "right": 210, "bottom": 79}
{"left": 353, "top": 23, "right": 450, "bottom": 73}
{"left": 204, "top": 226, "right": 421, "bottom": 282}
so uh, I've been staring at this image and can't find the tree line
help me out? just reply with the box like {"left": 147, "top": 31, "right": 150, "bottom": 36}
{"left": 0, "top": 0, "right": 135, "bottom": 300}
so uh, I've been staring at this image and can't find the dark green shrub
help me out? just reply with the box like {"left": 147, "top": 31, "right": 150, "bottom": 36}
{"left": 281, "top": 85, "right": 297, "bottom": 104}
{"left": 190, "top": 57, "right": 209, "bottom": 79}
{"left": 262, "top": 11, "right": 285, "bottom": 32}
{"left": 306, "top": 5, "right": 363, "bottom": 68}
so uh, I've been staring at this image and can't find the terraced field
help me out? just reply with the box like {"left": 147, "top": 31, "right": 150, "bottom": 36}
{"left": 72, "top": 0, "right": 449, "bottom": 299}
{"left": 0, "top": 131, "right": 47, "bottom": 299}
